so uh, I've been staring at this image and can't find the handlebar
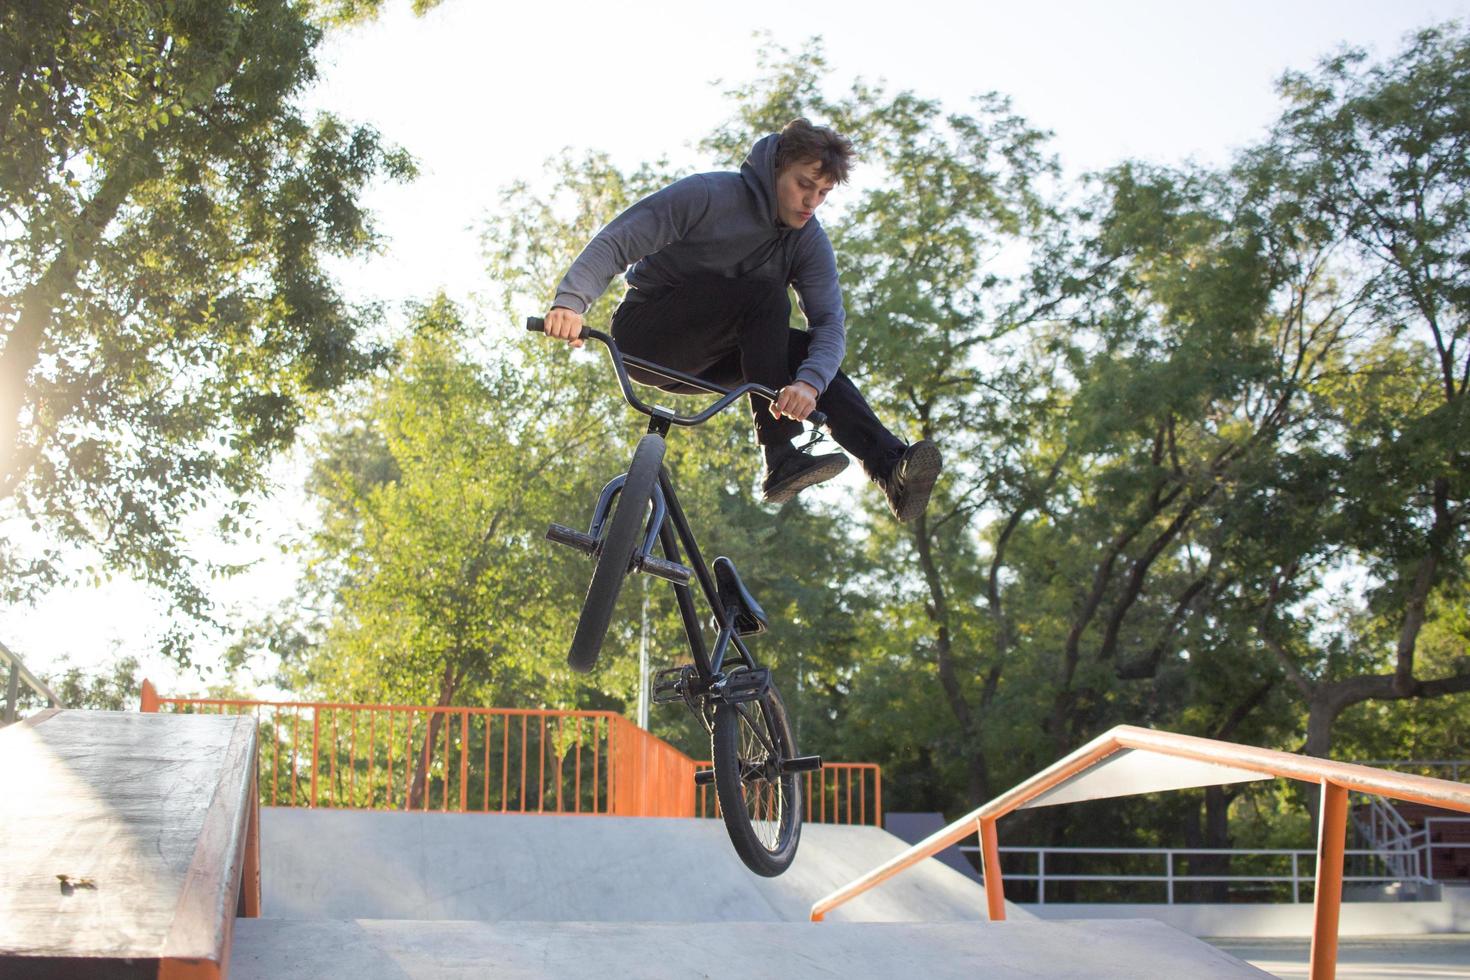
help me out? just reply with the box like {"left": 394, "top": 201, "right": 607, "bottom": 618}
{"left": 526, "top": 316, "right": 827, "bottom": 428}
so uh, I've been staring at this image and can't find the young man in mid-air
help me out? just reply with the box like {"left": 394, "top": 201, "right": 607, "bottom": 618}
{"left": 540, "top": 118, "right": 941, "bottom": 522}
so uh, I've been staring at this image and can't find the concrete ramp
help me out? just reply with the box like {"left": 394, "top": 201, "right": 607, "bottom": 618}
{"left": 259, "top": 809, "right": 1021, "bottom": 923}
{"left": 230, "top": 919, "right": 1271, "bottom": 979}
{"left": 244, "top": 810, "right": 1271, "bottom": 977}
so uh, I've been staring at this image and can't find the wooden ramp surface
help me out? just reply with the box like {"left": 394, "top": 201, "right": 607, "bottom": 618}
{"left": 0, "top": 710, "right": 259, "bottom": 979}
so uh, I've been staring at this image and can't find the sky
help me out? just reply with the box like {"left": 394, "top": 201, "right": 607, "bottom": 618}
{"left": 4, "top": 0, "right": 1468, "bottom": 698}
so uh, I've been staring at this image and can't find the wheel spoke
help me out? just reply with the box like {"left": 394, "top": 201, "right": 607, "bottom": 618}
{"left": 734, "top": 702, "right": 778, "bottom": 758}
{"left": 734, "top": 701, "right": 785, "bottom": 851}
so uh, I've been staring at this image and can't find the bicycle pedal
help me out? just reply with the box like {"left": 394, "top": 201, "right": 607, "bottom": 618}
{"left": 694, "top": 768, "right": 715, "bottom": 786}
{"left": 714, "top": 667, "right": 770, "bottom": 704}
{"left": 651, "top": 664, "right": 697, "bottom": 705}
{"left": 780, "top": 755, "right": 823, "bottom": 774}
{"left": 546, "top": 523, "right": 596, "bottom": 556}
{"left": 636, "top": 553, "right": 692, "bottom": 585}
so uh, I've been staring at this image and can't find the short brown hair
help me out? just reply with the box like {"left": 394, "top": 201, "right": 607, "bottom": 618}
{"left": 775, "top": 118, "right": 854, "bottom": 184}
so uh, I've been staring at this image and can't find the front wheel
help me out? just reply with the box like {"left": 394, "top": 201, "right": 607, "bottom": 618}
{"left": 712, "top": 678, "right": 802, "bottom": 876}
{"left": 568, "top": 433, "right": 665, "bottom": 673}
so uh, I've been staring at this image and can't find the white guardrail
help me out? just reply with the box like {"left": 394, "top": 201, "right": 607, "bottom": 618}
{"left": 0, "top": 640, "right": 64, "bottom": 724}
{"left": 957, "top": 823, "right": 1470, "bottom": 905}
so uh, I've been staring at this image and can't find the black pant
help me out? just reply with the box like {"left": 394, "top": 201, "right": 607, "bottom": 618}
{"left": 610, "top": 276, "right": 905, "bottom": 475}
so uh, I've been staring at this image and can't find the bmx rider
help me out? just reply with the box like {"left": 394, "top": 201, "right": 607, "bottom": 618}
{"left": 541, "top": 118, "right": 942, "bottom": 522}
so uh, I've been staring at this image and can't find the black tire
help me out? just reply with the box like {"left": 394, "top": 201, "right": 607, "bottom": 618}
{"left": 712, "top": 679, "right": 802, "bottom": 876}
{"left": 567, "top": 434, "right": 665, "bottom": 673}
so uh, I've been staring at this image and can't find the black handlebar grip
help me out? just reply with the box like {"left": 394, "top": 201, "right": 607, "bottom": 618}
{"left": 526, "top": 316, "right": 590, "bottom": 340}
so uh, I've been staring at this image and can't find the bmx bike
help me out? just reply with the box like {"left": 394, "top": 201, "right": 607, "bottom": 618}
{"left": 527, "top": 316, "right": 822, "bottom": 877}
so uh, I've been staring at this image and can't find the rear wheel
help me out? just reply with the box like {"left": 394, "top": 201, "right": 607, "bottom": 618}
{"left": 712, "top": 677, "right": 802, "bottom": 876}
{"left": 568, "top": 434, "right": 664, "bottom": 673}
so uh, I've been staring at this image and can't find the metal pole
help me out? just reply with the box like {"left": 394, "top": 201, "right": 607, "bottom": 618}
{"left": 637, "top": 576, "right": 649, "bottom": 730}
{"left": 979, "top": 817, "right": 1006, "bottom": 921}
{"left": 1166, "top": 851, "right": 1174, "bottom": 905}
{"left": 1310, "top": 780, "right": 1349, "bottom": 980}
{"left": 1038, "top": 849, "right": 1046, "bottom": 905}
{"left": 309, "top": 707, "right": 321, "bottom": 808}
{"left": 4, "top": 663, "right": 18, "bottom": 724}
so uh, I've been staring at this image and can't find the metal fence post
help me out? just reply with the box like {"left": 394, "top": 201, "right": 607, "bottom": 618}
{"left": 459, "top": 711, "right": 469, "bottom": 812}
{"left": 1037, "top": 849, "right": 1046, "bottom": 905}
{"left": 4, "top": 663, "right": 18, "bottom": 724}
{"left": 1166, "top": 851, "right": 1174, "bottom": 904}
{"left": 309, "top": 707, "right": 321, "bottom": 808}
{"left": 979, "top": 817, "right": 1006, "bottom": 922}
{"left": 1310, "top": 780, "right": 1349, "bottom": 980}
{"left": 874, "top": 767, "right": 883, "bottom": 827}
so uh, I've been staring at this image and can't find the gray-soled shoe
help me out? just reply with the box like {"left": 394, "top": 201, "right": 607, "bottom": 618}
{"left": 761, "top": 449, "right": 850, "bottom": 504}
{"left": 877, "top": 440, "right": 942, "bottom": 522}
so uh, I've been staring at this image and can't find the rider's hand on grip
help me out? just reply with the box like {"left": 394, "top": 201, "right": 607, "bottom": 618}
{"left": 771, "top": 381, "right": 818, "bottom": 422}
{"left": 540, "top": 306, "right": 585, "bottom": 348}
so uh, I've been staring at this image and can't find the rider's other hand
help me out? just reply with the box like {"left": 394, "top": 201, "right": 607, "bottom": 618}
{"left": 544, "top": 306, "right": 584, "bottom": 349}
{"left": 771, "top": 381, "right": 818, "bottom": 422}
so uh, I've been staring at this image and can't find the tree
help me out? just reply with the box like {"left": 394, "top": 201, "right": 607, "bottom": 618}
{"left": 0, "top": 0, "right": 417, "bottom": 659}
{"left": 288, "top": 295, "right": 632, "bottom": 805}
{"left": 1245, "top": 25, "right": 1470, "bottom": 756}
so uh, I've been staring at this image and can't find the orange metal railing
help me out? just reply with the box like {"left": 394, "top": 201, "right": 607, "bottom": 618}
{"left": 141, "top": 682, "right": 694, "bottom": 817}
{"left": 809, "top": 724, "right": 1470, "bottom": 980}
{"left": 695, "top": 760, "right": 882, "bottom": 827}
{"left": 140, "top": 682, "right": 881, "bottom": 825}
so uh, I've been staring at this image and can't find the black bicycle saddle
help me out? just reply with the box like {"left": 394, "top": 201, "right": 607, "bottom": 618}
{"left": 713, "top": 556, "right": 768, "bottom": 636}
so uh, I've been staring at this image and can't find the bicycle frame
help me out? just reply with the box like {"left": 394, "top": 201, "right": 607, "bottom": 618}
{"left": 579, "top": 397, "right": 762, "bottom": 693}
{"left": 659, "top": 446, "right": 755, "bottom": 684}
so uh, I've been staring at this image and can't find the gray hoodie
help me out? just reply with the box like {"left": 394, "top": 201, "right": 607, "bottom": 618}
{"left": 552, "top": 134, "right": 846, "bottom": 395}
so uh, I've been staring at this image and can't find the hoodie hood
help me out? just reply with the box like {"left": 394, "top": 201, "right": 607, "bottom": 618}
{"left": 740, "top": 133, "right": 781, "bottom": 226}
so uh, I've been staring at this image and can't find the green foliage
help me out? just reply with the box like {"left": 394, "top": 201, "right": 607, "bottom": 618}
{"left": 0, "top": 0, "right": 419, "bottom": 662}
{"left": 284, "top": 295, "right": 623, "bottom": 710}
{"left": 700, "top": 27, "right": 1470, "bottom": 838}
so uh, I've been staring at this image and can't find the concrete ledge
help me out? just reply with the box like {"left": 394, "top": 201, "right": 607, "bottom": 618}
{"left": 0, "top": 710, "right": 259, "bottom": 979}
{"left": 230, "top": 918, "right": 1271, "bottom": 979}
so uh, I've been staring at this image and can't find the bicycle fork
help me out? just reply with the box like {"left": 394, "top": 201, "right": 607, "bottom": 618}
{"left": 545, "top": 469, "right": 692, "bottom": 586}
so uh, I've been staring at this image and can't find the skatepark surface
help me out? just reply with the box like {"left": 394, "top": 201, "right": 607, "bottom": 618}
{"left": 229, "top": 807, "right": 1271, "bottom": 978}
{"left": 1211, "top": 936, "right": 1470, "bottom": 979}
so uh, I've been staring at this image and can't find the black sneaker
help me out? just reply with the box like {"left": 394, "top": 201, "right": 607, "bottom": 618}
{"left": 877, "top": 440, "right": 942, "bottom": 522}
{"left": 761, "top": 449, "right": 850, "bottom": 504}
